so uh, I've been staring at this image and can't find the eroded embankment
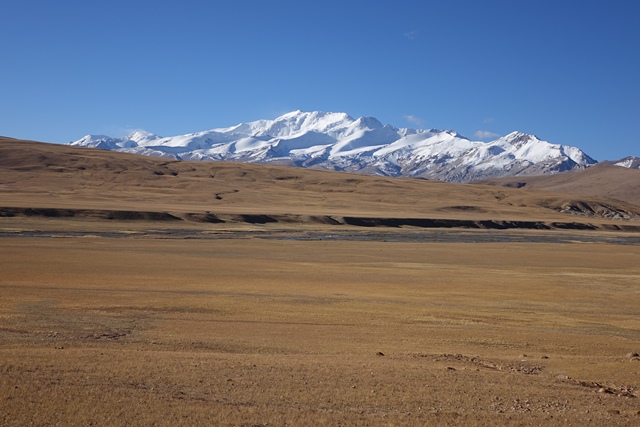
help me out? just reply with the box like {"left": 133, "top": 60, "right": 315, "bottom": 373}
{"left": 0, "top": 207, "right": 182, "bottom": 221}
{"left": 2, "top": 206, "right": 640, "bottom": 232}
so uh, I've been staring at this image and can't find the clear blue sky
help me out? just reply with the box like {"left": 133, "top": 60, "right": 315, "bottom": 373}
{"left": 1, "top": 0, "right": 638, "bottom": 160}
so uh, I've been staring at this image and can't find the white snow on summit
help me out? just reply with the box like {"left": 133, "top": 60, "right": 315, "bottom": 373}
{"left": 69, "top": 110, "right": 598, "bottom": 182}
{"left": 611, "top": 156, "right": 640, "bottom": 169}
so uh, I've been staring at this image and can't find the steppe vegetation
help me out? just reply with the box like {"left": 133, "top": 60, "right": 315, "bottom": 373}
{"left": 1, "top": 137, "right": 639, "bottom": 425}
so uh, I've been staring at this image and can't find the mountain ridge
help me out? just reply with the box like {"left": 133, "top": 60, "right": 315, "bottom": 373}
{"left": 601, "top": 156, "right": 640, "bottom": 169}
{"left": 3, "top": 136, "right": 639, "bottom": 227}
{"left": 69, "top": 110, "right": 600, "bottom": 182}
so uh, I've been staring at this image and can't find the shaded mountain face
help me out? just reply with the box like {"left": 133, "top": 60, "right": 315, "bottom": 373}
{"left": 69, "top": 110, "right": 597, "bottom": 182}
{"left": 601, "top": 156, "right": 640, "bottom": 169}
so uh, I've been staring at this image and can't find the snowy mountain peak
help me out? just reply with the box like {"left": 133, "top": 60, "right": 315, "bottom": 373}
{"left": 251, "top": 110, "right": 355, "bottom": 138}
{"left": 125, "top": 130, "right": 160, "bottom": 143}
{"left": 276, "top": 109, "right": 303, "bottom": 119}
{"left": 501, "top": 131, "right": 540, "bottom": 145}
{"left": 444, "top": 130, "right": 463, "bottom": 138}
{"left": 353, "top": 116, "right": 384, "bottom": 130}
{"left": 274, "top": 110, "right": 352, "bottom": 124}
{"left": 619, "top": 156, "right": 640, "bottom": 168}
{"left": 69, "top": 110, "right": 598, "bottom": 182}
{"left": 603, "top": 156, "right": 640, "bottom": 169}
{"left": 74, "top": 134, "right": 111, "bottom": 144}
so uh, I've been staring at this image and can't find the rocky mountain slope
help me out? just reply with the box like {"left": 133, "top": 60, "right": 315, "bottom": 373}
{"left": 69, "top": 111, "right": 597, "bottom": 182}
{"left": 601, "top": 156, "right": 640, "bottom": 169}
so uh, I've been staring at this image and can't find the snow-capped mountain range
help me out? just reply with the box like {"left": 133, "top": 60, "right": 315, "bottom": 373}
{"left": 70, "top": 110, "right": 602, "bottom": 182}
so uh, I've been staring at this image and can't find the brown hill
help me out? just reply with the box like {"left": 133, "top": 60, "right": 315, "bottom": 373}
{"left": 475, "top": 164, "right": 640, "bottom": 207}
{"left": 1, "top": 136, "right": 639, "bottom": 230}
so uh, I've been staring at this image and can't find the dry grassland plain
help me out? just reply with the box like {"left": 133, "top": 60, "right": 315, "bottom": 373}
{"left": 1, "top": 138, "right": 640, "bottom": 425}
{"left": 2, "top": 231, "right": 640, "bottom": 426}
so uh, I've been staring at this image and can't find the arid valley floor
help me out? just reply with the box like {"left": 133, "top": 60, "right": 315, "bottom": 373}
{"left": 1, "top": 137, "right": 640, "bottom": 426}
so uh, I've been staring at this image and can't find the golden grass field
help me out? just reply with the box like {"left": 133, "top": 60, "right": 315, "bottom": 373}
{"left": 1, "top": 138, "right": 640, "bottom": 425}
{"left": 478, "top": 163, "right": 640, "bottom": 208}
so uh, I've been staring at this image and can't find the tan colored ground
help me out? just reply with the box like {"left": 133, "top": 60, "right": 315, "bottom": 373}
{"left": 1, "top": 137, "right": 640, "bottom": 425}
{"left": 1, "top": 235, "right": 640, "bottom": 426}
{"left": 477, "top": 163, "right": 640, "bottom": 207}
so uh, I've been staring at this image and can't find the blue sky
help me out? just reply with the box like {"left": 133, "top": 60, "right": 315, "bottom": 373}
{"left": 1, "top": 0, "right": 639, "bottom": 160}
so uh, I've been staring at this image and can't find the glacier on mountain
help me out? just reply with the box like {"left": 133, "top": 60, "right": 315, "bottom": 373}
{"left": 69, "top": 110, "right": 597, "bottom": 182}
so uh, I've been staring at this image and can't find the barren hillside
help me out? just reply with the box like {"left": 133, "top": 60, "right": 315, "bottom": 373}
{"left": 476, "top": 164, "right": 640, "bottom": 207}
{"left": 1, "top": 136, "right": 638, "bottom": 230}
